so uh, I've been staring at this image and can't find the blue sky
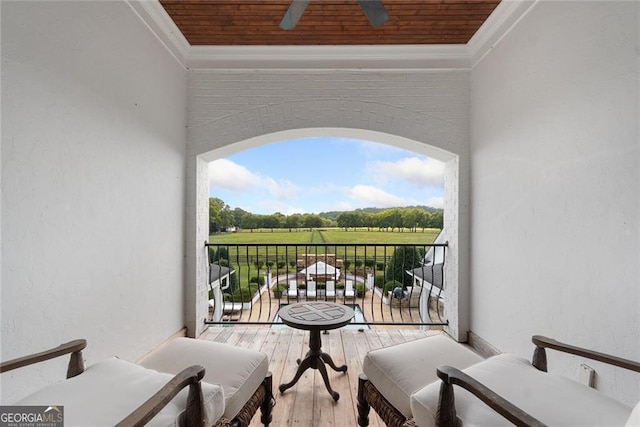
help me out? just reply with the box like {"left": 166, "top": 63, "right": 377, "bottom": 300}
{"left": 208, "top": 137, "right": 444, "bottom": 215}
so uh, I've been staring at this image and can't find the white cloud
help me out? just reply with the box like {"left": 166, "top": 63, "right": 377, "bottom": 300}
{"left": 426, "top": 196, "right": 444, "bottom": 209}
{"left": 348, "top": 185, "right": 417, "bottom": 208}
{"left": 209, "top": 159, "right": 300, "bottom": 200}
{"left": 209, "top": 159, "right": 260, "bottom": 192}
{"left": 257, "top": 200, "right": 307, "bottom": 215}
{"left": 262, "top": 177, "right": 300, "bottom": 200}
{"left": 368, "top": 157, "right": 444, "bottom": 187}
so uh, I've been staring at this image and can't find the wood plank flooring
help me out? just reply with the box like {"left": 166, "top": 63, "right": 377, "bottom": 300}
{"left": 199, "top": 326, "right": 441, "bottom": 427}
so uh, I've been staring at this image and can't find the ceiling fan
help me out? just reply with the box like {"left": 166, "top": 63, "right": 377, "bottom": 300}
{"left": 279, "top": 0, "right": 389, "bottom": 30}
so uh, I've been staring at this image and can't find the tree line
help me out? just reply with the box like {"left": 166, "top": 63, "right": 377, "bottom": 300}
{"left": 209, "top": 197, "right": 443, "bottom": 233}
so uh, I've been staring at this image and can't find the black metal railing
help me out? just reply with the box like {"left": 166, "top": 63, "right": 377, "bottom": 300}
{"left": 205, "top": 242, "right": 448, "bottom": 328}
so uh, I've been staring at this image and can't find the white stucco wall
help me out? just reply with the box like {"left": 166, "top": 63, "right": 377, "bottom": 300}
{"left": 470, "top": 1, "right": 639, "bottom": 405}
{"left": 185, "top": 70, "right": 472, "bottom": 339}
{"left": 1, "top": 1, "right": 187, "bottom": 402}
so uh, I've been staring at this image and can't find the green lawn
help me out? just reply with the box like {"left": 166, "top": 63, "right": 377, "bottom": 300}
{"left": 210, "top": 228, "right": 440, "bottom": 245}
{"left": 208, "top": 228, "right": 441, "bottom": 266}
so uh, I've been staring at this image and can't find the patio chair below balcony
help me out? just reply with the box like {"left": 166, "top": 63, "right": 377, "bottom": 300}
{"left": 306, "top": 280, "right": 317, "bottom": 298}
{"left": 326, "top": 280, "right": 336, "bottom": 298}
{"left": 345, "top": 280, "right": 356, "bottom": 299}
{"left": 287, "top": 280, "right": 298, "bottom": 298}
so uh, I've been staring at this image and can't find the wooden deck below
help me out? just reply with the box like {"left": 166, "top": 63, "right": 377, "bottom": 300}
{"left": 199, "top": 326, "right": 441, "bottom": 427}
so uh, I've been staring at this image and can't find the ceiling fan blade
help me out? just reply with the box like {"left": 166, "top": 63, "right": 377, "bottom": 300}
{"left": 357, "top": 0, "right": 388, "bottom": 28}
{"left": 279, "top": 0, "right": 311, "bottom": 30}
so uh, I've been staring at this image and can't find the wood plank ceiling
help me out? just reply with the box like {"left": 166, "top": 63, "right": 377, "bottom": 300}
{"left": 159, "top": 0, "right": 501, "bottom": 46}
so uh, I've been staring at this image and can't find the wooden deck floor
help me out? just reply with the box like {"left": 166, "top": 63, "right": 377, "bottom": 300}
{"left": 199, "top": 326, "right": 441, "bottom": 427}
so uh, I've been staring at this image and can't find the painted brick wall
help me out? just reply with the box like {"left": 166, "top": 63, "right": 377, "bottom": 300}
{"left": 1, "top": 1, "right": 187, "bottom": 402}
{"left": 470, "top": 1, "right": 639, "bottom": 405}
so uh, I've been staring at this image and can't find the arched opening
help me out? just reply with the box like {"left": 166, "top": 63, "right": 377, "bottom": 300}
{"left": 183, "top": 92, "right": 471, "bottom": 341}
{"left": 186, "top": 127, "right": 468, "bottom": 341}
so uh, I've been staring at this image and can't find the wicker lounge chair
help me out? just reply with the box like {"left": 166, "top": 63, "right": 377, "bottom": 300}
{"left": 357, "top": 333, "right": 482, "bottom": 427}
{"left": 1, "top": 338, "right": 274, "bottom": 427}
{"left": 357, "top": 334, "right": 640, "bottom": 427}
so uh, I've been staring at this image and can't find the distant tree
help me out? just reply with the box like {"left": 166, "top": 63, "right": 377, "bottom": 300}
{"left": 209, "top": 198, "right": 233, "bottom": 233}
{"left": 402, "top": 208, "right": 425, "bottom": 232}
{"left": 285, "top": 214, "right": 302, "bottom": 231}
{"left": 240, "top": 213, "right": 259, "bottom": 231}
{"left": 232, "top": 207, "right": 248, "bottom": 228}
{"left": 337, "top": 211, "right": 366, "bottom": 230}
{"left": 208, "top": 198, "right": 443, "bottom": 231}
{"left": 302, "top": 213, "right": 323, "bottom": 228}
{"left": 262, "top": 214, "right": 282, "bottom": 231}
{"left": 428, "top": 211, "right": 444, "bottom": 229}
{"left": 375, "top": 209, "right": 403, "bottom": 231}
{"left": 362, "top": 213, "right": 375, "bottom": 231}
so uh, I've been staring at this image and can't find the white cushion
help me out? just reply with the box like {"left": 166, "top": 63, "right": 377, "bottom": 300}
{"left": 411, "top": 353, "right": 632, "bottom": 427}
{"left": 140, "top": 337, "right": 268, "bottom": 420}
{"left": 14, "top": 357, "right": 224, "bottom": 427}
{"left": 626, "top": 401, "right": 640, "bottom": 426}
{"left": 362, "top": 333, "right": 483, "bottom": 418}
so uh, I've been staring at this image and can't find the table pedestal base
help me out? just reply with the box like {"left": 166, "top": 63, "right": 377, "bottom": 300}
{"left": 278, "top": 330, "right": 346, "bottom": 401}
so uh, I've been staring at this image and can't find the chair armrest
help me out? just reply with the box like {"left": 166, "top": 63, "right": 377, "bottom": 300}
{"left": 0, "top": 339, "right": 87, "bottom": 378}
{"left": 436, "top": 366, "right": 547, "bottom": 427}
{"left": 116, "top": 365, "right": 206, "bottom": 427}
{"left": 532, "top": 335, "right": 640, "bottom": 373}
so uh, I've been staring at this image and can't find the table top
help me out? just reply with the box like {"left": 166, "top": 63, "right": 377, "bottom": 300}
{"left": 278, "top": 302, "right": 355, "bottom": 331}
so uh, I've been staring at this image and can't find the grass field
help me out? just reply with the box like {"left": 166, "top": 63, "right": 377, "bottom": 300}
{"left": 208, "top": 228, "right": 441, "bottom": 267}
{"left": 210, "top": 228, "right": 441, "bottom": 245}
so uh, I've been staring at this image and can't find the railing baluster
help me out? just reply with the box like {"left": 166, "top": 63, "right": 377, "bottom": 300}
{"left": 205, "top": 241, "right": 448, "bottom": 328}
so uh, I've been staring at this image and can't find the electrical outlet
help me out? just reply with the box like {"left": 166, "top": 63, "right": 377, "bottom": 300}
{"left": 577, "top": 363, "right": 595, "bottom": 387}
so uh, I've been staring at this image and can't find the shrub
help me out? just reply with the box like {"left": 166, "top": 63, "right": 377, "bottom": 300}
{"left": 208, "top": 246, "right": 229, "bottom": 263}
{"left": 277, "top": 261, "right": 286, "bottom": 269}
{"left": 374, "top": 274, "right": 386, "bottom": 288}
{"left": 354, "top": 259, "right": 364, "bottom": 267}
{"left": 273, "top": 284, "right": 287, "bottom": 297}
{"left": 383, "top": 280, "right": 403, "bottom": 294}
{"left": 249, "top": 276, "right": 265, "bottom": 286}
{"left": 385, "top": 246, "right": 425, "bottom": 288}
{"left": 376, "top": 262, "right": 386, "bottom": 271}
{"left": 230, "top": 284, "right": 258, "bottom": 302}
{"left": 355, "top": 283, "right": 367, "bottom": 298}
{"left": 364, "top": 258, "right": 376, "bottom": 268}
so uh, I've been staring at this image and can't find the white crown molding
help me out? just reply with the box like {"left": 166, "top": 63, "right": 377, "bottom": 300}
{"left": 186, "top": 44, "right": 470, "bottom": 70}
{"left": 130, "top": 0, "right": 533, "bottom": 71}
{"left": 467, "top": 0, "right": 538, "bottom": 68}
{"left": 126, "top": 0, "right": 189, "bottom": 67}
